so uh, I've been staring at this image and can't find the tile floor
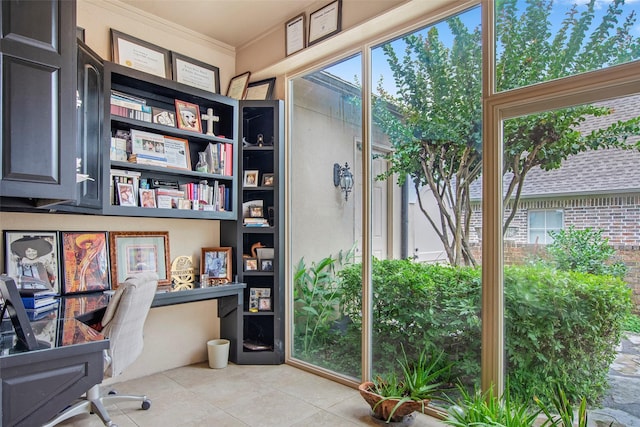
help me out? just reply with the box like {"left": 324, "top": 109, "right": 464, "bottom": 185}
{"left": 56, "top": 362, "right": 447, "bottom": 427}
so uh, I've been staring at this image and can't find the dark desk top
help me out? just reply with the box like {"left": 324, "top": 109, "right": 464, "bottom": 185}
{"left": 0, "top": 317, "right": 106, "bottom": 359}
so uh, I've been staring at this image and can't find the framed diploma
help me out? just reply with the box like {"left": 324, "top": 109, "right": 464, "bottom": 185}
{"left": 285, "top": 13, "right": 306, "bottom": 56}
{"left": 171, "top": 52, "right": 221, "bottom": 94}
{"left": 226, "top": 71, "right": 251, "bottom": 100}
{"left": 245, "top": 78, "right": 276, "bottom": 100}
{"left": 110, "top": 29, "right": 171, "bottom": 79}
{"left": 308, "top": 0, "right": 342, "bottom": 46}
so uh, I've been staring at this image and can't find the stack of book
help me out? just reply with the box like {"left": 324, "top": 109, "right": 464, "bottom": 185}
{"left": 110, "top": 90, "right": 152, "bottom": 122}
{"left": 19, "top": 287, "right": 59, "bottom": 320}
{"left": 243, "top": 217, "right": 269, "bottom": 227}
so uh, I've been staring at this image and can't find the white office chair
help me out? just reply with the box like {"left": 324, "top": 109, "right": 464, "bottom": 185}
{"left": 43, "top": 272, "right": 158, "bottom": 427}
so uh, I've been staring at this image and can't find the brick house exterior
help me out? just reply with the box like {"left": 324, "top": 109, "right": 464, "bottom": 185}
{"left": 469, "top": 95, "right": 640, "bottom": 312}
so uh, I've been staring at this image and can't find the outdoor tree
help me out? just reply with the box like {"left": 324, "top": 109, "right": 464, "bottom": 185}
{"left": 374, "top": 0, "right": 640, "bottom": 266}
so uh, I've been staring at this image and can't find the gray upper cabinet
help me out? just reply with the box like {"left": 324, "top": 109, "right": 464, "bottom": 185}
{"left": 0, "top": 0, "right": 77, "bottom": 204}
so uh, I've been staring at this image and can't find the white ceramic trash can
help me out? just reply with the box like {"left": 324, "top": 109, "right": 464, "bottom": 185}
{"left": 207, "top": 339, "right": 230, "bottom": 369}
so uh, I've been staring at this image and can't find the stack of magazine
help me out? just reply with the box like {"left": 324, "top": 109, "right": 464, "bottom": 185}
{"left": 17, "top": 278, "right": 59, "bottom": 321}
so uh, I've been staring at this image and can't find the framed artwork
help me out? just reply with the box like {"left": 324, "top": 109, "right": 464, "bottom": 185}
{"left": 200, "top": 247, "right": 232, "bottom": 285}
{"left": 243, "top": 170, "right": 259, "bottom": 187}
{"left": 308, "top": 0, "right": 342, "bottom": 46}
{"left": 226, "top": 71, "right": 251, "bottom": 100}
{"left": 110, "top": 29, "right": 171, "bottom": 79}
{"left": 285, "top": 13, "right": 306, "bottom": 56}
{"left": 245, "top": 77, "right": 276, "bottom": 100}
{"left": 109, "top": 231, "right": 170, "bottom": 288}
{"left": 139, "top": 188, "right": 156, "bottom": 208}
{"left": 260, "top": 258, "right": 274, "bottom": 272}
{"left": 3, "top": 230, "right": 60, "bottom": 293}
{"left": 116, "top": 182, "right": 136, "bottom": 206}
{"left": 258, "top": 297, "right": 272, "bottom": 311}
{"left": 244, "top": 258, "right": 258, "bottom": 271}
{"left": 59, "top": 231, "right": 110, "bottom": 295}
{"left": 175, "top": 99, "right": 202, "bottom": 133}
{"left": 171, "top": 51, "right": 220, "bottom": 94}
{"left": 151, "top": 107, "right": 176, "bottom": 127}
{"left": 262, "top": 173, "right": 274, "bottom": 186}
{"left": 249, "top": 205, "right": 263, "bottom": 218}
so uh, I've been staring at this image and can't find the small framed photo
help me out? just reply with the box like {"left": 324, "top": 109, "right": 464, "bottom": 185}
{"left": 139, "top": 188, "right": 156, "bottom": 208}
{"left": 151, "top": 107, "right": 176, "bottom": 127}
{"left": 200, "top": 247, "right": 232, "bottom": 285}
{"left": 262, "top": 173, "right": 274, "bottom": 186}
{"left": 260, "top": 259, "right": 274, "bottom": 272}
{"left": 245, "top": 77, "right": 276, "bottom": 100}
{"left": 59, "top": 232, "right": 110, "bottom": 295}
{"left": 285, "top": 13, "right": 306, "bottom": 56}
{"left": 110, "top": 29, "right": 171, "bottom": 79}
{"left": 226, "top": 71, "right": 251, "bottom": 100}
{"left": 116, "top": 182, "right": 136, "bottom": 207}
{"left": 3, "top": 230, "right": 61, "bottom": 293}
{"left": 175, "top": 99, "right": 202, "bottom": 133}
{"left": 109, "top": 231, "right": 170, "bottom": 289}
{"left": 308, "top": 0, "right": 342, "bottom": 46}
{"left": 258, "top": 297, "right": 272, "bottom": 311}
{"left": 249, "top": 205, "right": 263, "bottom": 218}
{"left": 171, "top": 51, "right": 221, "bottom": 94}
{"left": 244, "top": 258, "right": 258, "bottom": 271}
{"left": 243, "top": 170, "right": 259, "bottom": 187}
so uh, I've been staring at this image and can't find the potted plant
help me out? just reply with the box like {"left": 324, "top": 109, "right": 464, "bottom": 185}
{"left": 359, "top": 345, "right": 450, "bottom": 424}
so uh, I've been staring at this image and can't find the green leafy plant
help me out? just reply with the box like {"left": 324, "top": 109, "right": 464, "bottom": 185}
{"left": 623, "top": 313, "right": 640, "bottom": 333}
{"left": 535, "top": 383, "right": 588, "bottom": 427}
{"left": 368, "top": 344, "right": 451, "bottom": 422}
{"left": 445, "top": 384, "right": 540, "bottom": 427}
{"left": 547, "top": 226, "right": 627, "bottom": 278}
{"left": 293, "top": 246, "right": 355, "bottom": 357}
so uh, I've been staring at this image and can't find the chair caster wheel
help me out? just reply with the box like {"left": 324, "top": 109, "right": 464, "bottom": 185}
{"left": 142, "top": 399, "right": 151, "bottom": 410}
{"left": 108, "top": 390, "right": 117, "bottom": 395}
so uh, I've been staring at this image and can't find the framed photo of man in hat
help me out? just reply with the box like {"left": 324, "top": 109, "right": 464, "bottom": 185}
{"left": 59, "top": 231, "right": 110, "bottom": 295}
{"left": 3, "top": 230, "right": 61, "bottom": 293}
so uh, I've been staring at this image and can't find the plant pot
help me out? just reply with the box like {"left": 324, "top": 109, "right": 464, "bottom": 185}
{"left": 358, "top": 382, "right": 430, "bottom": 423}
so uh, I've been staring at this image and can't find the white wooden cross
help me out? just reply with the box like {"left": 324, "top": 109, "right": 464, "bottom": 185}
{"left": 201, "top": 108, "right": 219, "bottom": 136}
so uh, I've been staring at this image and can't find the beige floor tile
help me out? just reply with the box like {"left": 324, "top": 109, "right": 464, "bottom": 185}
{"left": 50, "top": 363, "right": 448, "bottom": 427}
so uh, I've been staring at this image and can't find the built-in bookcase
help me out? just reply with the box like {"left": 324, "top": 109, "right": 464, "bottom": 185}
{"left": 101, "top": 61, "right": 238, "bottom": 220}
{"left": 221, "top": 100, "right": 284, "bottom": 364}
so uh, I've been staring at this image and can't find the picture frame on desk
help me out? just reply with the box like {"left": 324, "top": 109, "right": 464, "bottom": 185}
{"left": 258, "top": 297, "right": 272, "bottom": 311}
{"left": 110, "top": 29, "right": 171, "bottom": 79}
{"left": 260, "top": 259, "right": 274, "bottom": 272}
{"left": 3, "top": 230, "right": 61, "bottom": 294}
{"left": 109, "top": 231, "right": 171, "bottom": 289}
{"left": 175, "top": 99, "right": 202, "bottom": 133}
{"left": 171, "top": 51, "right": 221, "bottom": 94}
{"left": 59, "top": 231, "right": 110, "bottom": 295}
{"left": 200, "top": 247, "right": 232, "bottom": 285}
{"left": 151, "top": 107, "right": 176, "bottom": 127}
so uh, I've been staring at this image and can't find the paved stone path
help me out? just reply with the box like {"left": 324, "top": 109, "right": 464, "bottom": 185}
{"left": 590, "top": 333, "right": 640, "bottom": 427}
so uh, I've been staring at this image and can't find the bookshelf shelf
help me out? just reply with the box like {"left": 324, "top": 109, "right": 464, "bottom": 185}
{"left": 103, "top": 62, "right": 238, "bottom": 220}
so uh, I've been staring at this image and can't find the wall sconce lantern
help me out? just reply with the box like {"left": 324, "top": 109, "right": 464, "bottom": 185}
{"left": 333, "top": 162, "right": 354, "bottom": 201}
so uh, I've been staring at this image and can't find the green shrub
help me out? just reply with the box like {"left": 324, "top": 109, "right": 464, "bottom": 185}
{"left": 547, "top": 226, "right": 627, "bottom": 278}
{"left": 335, "top": 260, "right": 631, "bottom": 404}
{"left": 623, "top": 313, "right": 640, "bottom": 333}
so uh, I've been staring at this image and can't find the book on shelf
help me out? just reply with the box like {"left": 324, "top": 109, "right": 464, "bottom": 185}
{"left": 243, "top": 218, "right": 269, "bottom": 227}
{"left": 110, "top": 137, "right": 128, "bottom": 162}
{"left": 205, "top": 142, "right": 233, "bottom": 176}
{"left": 110, "top": 104, "right": 152, "bottom": 122}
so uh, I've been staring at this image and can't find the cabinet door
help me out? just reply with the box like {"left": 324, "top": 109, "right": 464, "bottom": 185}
{"left": 0, "top": 0, "right": 77, "bottom": 202}
{"left": 72, "top": 40, "right": 103, "bottom": 208}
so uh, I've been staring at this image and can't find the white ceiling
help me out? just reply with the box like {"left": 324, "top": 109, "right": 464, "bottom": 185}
{"left": 117, "top": 0, "right": 320, "bottom": 48}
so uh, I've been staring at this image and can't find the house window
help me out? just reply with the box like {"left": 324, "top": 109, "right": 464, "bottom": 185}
{"left": 528, "top": 210, "right": 563, "bottom": 244}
